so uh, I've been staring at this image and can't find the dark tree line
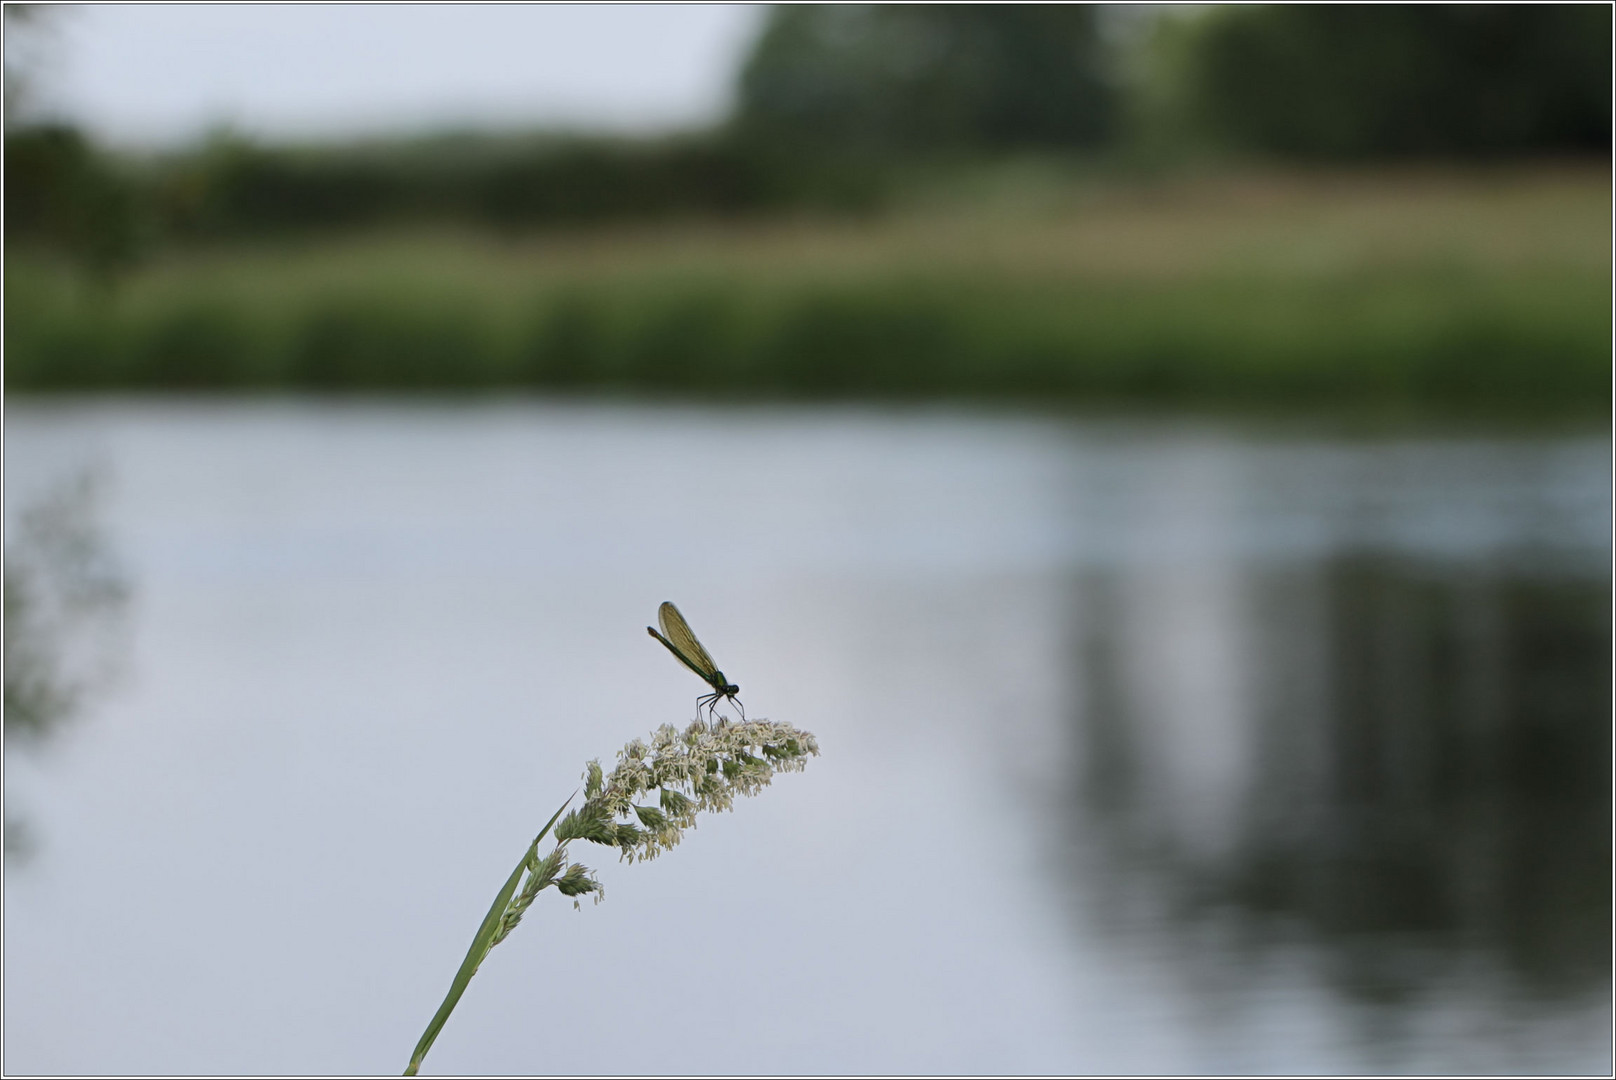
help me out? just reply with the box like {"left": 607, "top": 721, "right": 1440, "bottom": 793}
{"left": 1177, "top": 4, "right": 1612, "bottom": 159}
{"left": 736, "top": 4, "right": 1609, "bottom": 159}
{"left": 7, "top": 5, "right": 1610, "bottom": 276}
{"left": 735, "top": 5, "right": 1117, "bottom": 155}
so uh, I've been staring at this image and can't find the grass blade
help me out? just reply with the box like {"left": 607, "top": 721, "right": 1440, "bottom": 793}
{"left": 403, "top": 795, "right": 573, "bottom": 1076}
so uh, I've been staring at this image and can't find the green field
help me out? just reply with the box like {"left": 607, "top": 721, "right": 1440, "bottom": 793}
{"left": 7, "top": 163, "right": 1610, "bottom": 413}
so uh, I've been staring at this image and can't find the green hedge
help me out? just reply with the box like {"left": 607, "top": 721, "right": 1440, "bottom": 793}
{"left": 7, "top": 258, "right": 1608, "bottom": 413}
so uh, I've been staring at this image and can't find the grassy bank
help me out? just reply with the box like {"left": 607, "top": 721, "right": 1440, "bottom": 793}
{"left": 6, "top": 164, "right": 1609, "bottom": 413}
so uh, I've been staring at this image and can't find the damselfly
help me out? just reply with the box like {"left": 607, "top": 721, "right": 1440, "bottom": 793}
{"left": 647, "top": 601, "right": 744, "bottom": 721}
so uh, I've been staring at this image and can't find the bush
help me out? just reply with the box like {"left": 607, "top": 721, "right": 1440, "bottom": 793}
{"left": 1171, "top": 5, "right": 1612, "bottom": 159}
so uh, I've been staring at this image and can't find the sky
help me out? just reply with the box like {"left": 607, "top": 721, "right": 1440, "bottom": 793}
{"left": 4, "top": 4, "right": 770, "bottom": 148}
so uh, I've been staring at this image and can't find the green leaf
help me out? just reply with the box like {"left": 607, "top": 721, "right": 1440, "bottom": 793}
{"left": 404, "top": 794, "right": 573, "bottom": 1076}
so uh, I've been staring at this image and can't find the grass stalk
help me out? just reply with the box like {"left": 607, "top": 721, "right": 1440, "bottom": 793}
{"left": 403, "top": 797, "right": 574, "bottom": 1076}
{"left": 403, "top": 716, "right": 818, "bottom": 1075}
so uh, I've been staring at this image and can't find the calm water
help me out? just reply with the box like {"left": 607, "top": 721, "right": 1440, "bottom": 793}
{"left": 4, "top": 399, "right": 1610, "bottom": 1075}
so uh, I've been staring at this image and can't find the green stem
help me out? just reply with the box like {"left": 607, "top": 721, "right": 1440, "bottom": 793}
{"left": 404, "top": 796, "right": 573, "bottom": 1076}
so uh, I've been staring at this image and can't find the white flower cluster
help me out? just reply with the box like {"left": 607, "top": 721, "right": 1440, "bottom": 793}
{"left": 406, "top": 711, "right": 819, "bottom": 1075}
{"left": 572, "top": 718, "right": 820, "bottom": 864}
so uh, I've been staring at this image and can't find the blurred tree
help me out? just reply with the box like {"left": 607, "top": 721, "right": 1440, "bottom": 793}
{"left": 1169, "top": 4, "right": 1612, "bottom": 159}
{"left": 5, "top": 7, "right": 144, "bottom": 282}
{"left": 4, "top": 123, "right": 144, "bottom": 283}
{"left": 734, "top": 5, "right": 1117, "bottom": 156}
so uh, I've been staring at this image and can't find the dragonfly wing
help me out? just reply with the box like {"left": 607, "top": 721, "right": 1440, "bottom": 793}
{"left": 658, "top": 601, "right": 720, "bottom": 677}
{"left": 649, "top": 626, "right": 714, "bottom": 683}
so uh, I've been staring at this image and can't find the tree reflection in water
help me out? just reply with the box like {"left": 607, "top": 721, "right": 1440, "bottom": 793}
{"left": 4, "top": 470, "right": 129, "bottom": 854}
{"left": 1057, "top": 555, "right": 1609, "bottom": 1039}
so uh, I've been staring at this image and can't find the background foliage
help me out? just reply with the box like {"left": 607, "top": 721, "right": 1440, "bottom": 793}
{"left": 5, "top": 4, "right": 1610, "bottom": 409}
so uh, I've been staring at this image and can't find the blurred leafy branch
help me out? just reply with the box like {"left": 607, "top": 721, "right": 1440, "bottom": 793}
{"left": 4, "top": 470, "right": 130, "bottom": 856}
{"left": 3, "top": 471, "right": 129, "bottom": 742}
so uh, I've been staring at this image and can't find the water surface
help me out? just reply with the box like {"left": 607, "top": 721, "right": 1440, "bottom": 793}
{"left": 4, "top": 399, "right": 1609, "bottom": 1074}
